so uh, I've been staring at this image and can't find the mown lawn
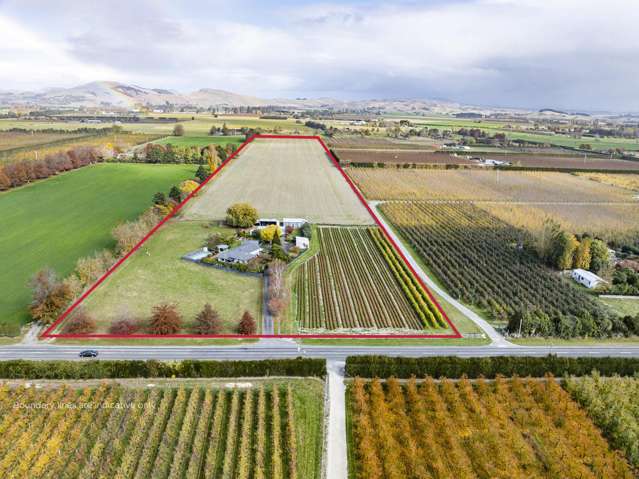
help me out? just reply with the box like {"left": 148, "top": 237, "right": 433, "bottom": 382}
{"left": 0, "top": 163, "right": 196, "bottom": 332}
{"left": 74, "top": 220, "right": 263, "bottom": 334}
{"left": 600, "top": 297, "right": 639, "bottom": 316}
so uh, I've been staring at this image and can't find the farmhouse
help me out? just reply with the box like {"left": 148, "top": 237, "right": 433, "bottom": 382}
{"left": 217, "top": 240, "right": 262, "bottom": 264}
{"left": 571, "top": 269, "right": 605, "bottom": 289}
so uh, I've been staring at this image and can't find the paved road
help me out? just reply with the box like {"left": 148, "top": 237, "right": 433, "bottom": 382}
{"left": 370, "top": 202, "right": 513, "bottom": 347}
{"left": 1, "top": 343, "right": 639, "bottom": 360}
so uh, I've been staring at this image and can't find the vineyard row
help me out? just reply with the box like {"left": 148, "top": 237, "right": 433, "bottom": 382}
{"left": 293, "top": 226, "right": 446, "bottom": 331}
{"left": 0, "top": 384, "right": 301, "bottom": 479}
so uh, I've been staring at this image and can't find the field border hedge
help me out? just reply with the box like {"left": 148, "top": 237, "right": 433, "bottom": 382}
{"left": 345, "top": 355, "right": 639, "bottom": 378}
{"left": 0, "top": 358, "right": 325, "bottom": 379}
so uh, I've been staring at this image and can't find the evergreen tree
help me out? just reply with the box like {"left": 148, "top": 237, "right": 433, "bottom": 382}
{"left": 153, "top": 191, "right": 167, "bottom": 205}
{"left": 195, "top": 165, "right": 209, "bottom": 183}
{"left": 169, "top": 185, "right": 182, "bottom": 203}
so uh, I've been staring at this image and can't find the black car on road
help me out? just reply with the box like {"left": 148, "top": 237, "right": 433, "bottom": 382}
{"left": 79, "top": 350, "right": 98, "bottom": 358}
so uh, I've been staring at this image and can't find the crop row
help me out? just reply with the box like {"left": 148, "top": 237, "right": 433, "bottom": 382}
{"left": 294, "top": 226, "right": 438, "bottom": 331}
{"left": 381, "top": 202, "right": 611, "bottom": 337}
{"left": 0, "top": 384, "right": 303, "bottom": 478}
{"left": 349, "top": 376, "right": 634, "bottom": 479}
{"left": 368, "top": 227, "right": 446, "bottom": 328}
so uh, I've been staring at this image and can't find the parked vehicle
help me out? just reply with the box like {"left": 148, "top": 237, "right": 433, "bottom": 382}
{"left": 78, "top": 350, "right": 98, "bottom": 358}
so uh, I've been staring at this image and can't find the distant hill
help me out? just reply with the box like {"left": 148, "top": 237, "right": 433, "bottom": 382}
{"left": 0, "top": 80, "right": 535, "bottom": 116}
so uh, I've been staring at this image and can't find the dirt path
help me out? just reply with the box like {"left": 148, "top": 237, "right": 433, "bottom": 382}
{"left": 20, "top": 323, "right": 43, "bottom": 345}
{"left": 326, "top": 359, "right": 348, "bottom": 479}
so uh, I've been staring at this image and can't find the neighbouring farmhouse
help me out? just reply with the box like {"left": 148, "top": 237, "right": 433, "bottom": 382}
{"left": 571, "top": 268, "right": 606, "bottom": 289}
{"left": 296, "top": 236, "right": 310, "bottom": 249}
{"left": 217, "top": 240, "right": 262, "bottom": 264}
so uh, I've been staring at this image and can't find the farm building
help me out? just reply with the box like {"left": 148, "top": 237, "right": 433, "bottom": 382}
{"left": 571, "top": 269, "right": 605, "bottom": 289}
{"left": 283, "top": 218, "right": 307, "bottom": 230}
{"left": 217, "top": 240, "right": 262, "bottom": 264}
{"left": 296, "top": 236, "right": 310, "bottom": 249}
{"left": 182, "top": 247, "right": 210, "bottom": 262}
{"left": 255, "top": 218, "right": 279, "bottom": 229}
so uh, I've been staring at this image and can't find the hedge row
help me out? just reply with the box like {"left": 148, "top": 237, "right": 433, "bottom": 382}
{"left": 0, "top": 358, "right": 326, "bottom": 379}
{"left": 345, "top": 355, "right": 639, "bottom": 378}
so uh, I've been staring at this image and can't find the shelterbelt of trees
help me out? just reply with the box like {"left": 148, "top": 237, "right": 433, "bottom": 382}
{"left": 0, "top": 146, "right": 109, "bottom": 191}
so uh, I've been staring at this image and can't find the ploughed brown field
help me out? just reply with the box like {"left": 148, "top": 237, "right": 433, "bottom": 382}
{"left": 335, "top": 148, "right": 639, "bottom": 171}
{"left": 328, "top": 136, "right": 438, "bottom": 150}
{"left": 334, "top": 149, "right": 474, "bottom": 165}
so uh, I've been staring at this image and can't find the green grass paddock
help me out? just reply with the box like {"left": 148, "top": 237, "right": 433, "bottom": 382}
{"left": 0, "top": 163, "right": 195, "bottom": 331}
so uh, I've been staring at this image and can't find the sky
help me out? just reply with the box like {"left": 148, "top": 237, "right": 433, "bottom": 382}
{"left": 0, "top": 0, "right": 638, "bottom": 111}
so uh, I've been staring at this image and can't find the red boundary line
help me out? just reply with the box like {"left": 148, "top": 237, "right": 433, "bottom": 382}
{"left": 42, "top": 134, "right": 462, "bottom": 339}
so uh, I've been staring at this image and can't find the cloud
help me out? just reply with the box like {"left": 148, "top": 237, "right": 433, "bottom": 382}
{"left": 0, "top": 0, "right": 637, "bottom": 110}
{"left": 0, "top": 15, "right": 118, "bottom": 91}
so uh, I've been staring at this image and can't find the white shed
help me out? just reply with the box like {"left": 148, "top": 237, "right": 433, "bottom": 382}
{"left": 296, "top": 236, "right": 310, "bottom": 250}
{"left": 571, "top": 269, "right": 605, "bottom": 289}
{"left": 283, "top": 218, "right": 307, "bottom": 230}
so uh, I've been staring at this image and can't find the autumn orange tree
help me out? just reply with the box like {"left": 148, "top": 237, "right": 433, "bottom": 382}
{"left": 238, "top": 311, "right": 256, "bottom": 335}
{"left": 194, "top": 303, "right": 221, "bottom": 335}
{"left": 149, "top": 303, "right": 183, "bottom": 335}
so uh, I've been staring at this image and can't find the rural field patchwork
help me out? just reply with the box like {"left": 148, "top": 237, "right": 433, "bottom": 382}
{"left": 337, "top": 149, "right": 639, "bottom": 170}
{"left": 0, "top": 163, "right": 196, "bottom": 333}
{"left": 183, "top": 138, "right": 373, "bottom": 225}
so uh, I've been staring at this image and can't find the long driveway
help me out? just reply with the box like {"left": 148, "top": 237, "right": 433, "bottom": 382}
{"left": 326, "top": 360, "right": 347, "bottom": 479}
{"left": 369, "top": 201, "right": 514, "bottom": 347}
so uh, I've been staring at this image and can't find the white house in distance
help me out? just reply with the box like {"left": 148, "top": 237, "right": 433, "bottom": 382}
{"left": 296, "top": 236, "right": 310, "bottom": 249}
{"left": 571, "top": 269, "right": 605, "bottom": 289}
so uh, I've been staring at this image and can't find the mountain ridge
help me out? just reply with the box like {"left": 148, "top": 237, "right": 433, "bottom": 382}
{"left": 0, "top": 80, "right": 613, "bottom": 118}
{"left": 0, "top": 80, "right": 528, "bottom": 114}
